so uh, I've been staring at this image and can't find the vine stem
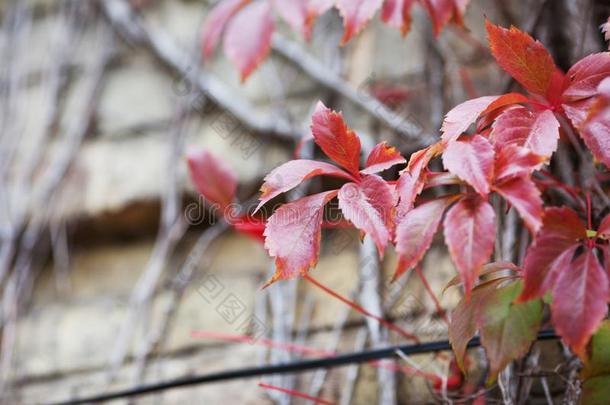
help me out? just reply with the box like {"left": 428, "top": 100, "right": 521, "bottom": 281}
{"left": 414, "top": 266, "right": 450, "bottom": 326}
{"left": 258, "top": 383, "right": 338, "bottom": 405}
{"left": 303, "top": 274, "right": 420, "bottom": 342}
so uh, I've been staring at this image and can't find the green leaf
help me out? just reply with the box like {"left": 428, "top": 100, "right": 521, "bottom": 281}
{"left": 582, "top": 321, "right": 610, "bottom": 379}
{"left": 478, "top": 281, "right": 543, "bottom": 384}
{"left": 581, "top": 375, "right": 610, "bottom": 405}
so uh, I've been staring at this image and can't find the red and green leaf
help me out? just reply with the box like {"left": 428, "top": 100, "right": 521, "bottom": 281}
{"left": 442, "top": 134, "right": 494, "bottom": 197}
{"left": 223, "top": 0, "right": 274, "bottom": 81}
{"left": 337, "top": 175, "right": 395, "bottom": 256}
{"left": 263, "top": 190, "right": 338, "bottom": 286}
{"left": 486, "top": 20, "right": 556, "bottom": 96}
{"left": 443, "top": 196, "right": 496, "bottom": 296}
{"left": 311, "top": 102, "right": 362, "bottom": 176}
{"left": 478, "top": 281, "right": 543, "bottom": 382}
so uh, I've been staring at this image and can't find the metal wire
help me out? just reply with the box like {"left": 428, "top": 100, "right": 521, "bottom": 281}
{"left": 48, "top": 330, "right": 558, "bottom": 405}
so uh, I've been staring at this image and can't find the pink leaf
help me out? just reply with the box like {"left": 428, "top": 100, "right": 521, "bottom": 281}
{"left": 562, "top": 53, "right": 610, "bottom": 101}
{"left": 311, "top": 101, "right": 362, "bottom": 176}
{"left": 552, "top": 249, "right": 609, "bottom": 355}
{"left": 336, "top": 0, "right": 383, "bottom": 44}
{"left": 361, "top": 141, "right": 406, "bottom": 174}
{"left": 491, "top": 107, "right": 560, "bottom": 158}
{"left": 581, "top": 106, "right": 610, "bottom": 167}
{"left": 223, "top": 0, "right": 274, "bottom": 81}
{"left": 441, "top": 95, "right": 518, "bottom": 143}
{"left": 422, "top": 0, "right": 468, "bottom": 36}
{"left": 263, "top": 190, "right": 338, "bottom": 286}
{"left": 381, "top": 0, "right": 415, "bottom": 36}
{"left": 395, "top": 142, "right": 444, "bottom": 218}
{"left": 306, "top": 0, "right": 335, "bottom": 23}
{"left": 201, "top": 0, "right": 250, "bottom": 58}
{"left": 338, "top": 175, "right": 395, "bottom": 256}
{"left": 256, "top": 159, "right": 354, "bottom": 212}
{"left": 187, "top": 149, "right": 238, "bottom": 212}
{"left": 494, "top": 144, "right": 545, "bottom": 182}
{"left": 442, "top": 134, "right": 494, "bottom": 197}
{"left": 272, "top": 0, "right": 310, "bottom": 39}
{"left": 394, "top": 196, "right": 456, "bottom": 280}
{"left": 443, "top": 196, "right": 496, "bottom": 297}
{"left": 519, "top": 207, "right": 587, "bottom": 301}
{"left": 494, "top": 177, "right": 543, "bottom": 234}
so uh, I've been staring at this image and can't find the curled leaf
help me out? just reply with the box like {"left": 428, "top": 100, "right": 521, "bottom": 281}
{"left": 256, "top": 159, "right": 353, "bottom": 212}
{"left": 361, "top": 141, "right": 406, "bottom": 174}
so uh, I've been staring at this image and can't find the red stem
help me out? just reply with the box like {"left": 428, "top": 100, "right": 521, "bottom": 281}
{"left": 415, "top": 266, "right": 450, "bottom": 326}
{"left": 304, "top": 274, "right": 420, "bottom": 343}
{"left": 258, "top": 383, "right": 338, "bottom": 405}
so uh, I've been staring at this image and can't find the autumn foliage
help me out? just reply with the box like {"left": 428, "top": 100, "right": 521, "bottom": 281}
{"left": 190, "top": 2, "right": 610, "bottom": 396}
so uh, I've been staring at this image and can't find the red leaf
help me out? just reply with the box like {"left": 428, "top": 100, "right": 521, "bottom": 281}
{"left": 394, "top": 197, "right": 455, "bottom": 281}
{"left": 336, "top": 0, "right": 383, "bottom": 45}
{"left": 187, "top": 149, "right": 238, "bottom": 211}
{"left": 582, "top": 105, "right": 610, "bottom": 167}
{"left": 485, "top": 20, "right": 556, "bottom": 96}
{"left": 311, "top": 101, "right": 362, "bottom": 176}
{"left": 552, "top": 249, "right": 609, "bottom": 355}
{"left": 263, "top": 190, "right": 338, "bottom": 286}
{"left": 422, "top": 0, "right": 469, "bottom": 37}
{"left": 232, "top": 215, "right": 266, "bottom": 243}
{"left": 223, "top": 0, "right": 274, "bottom": 82}
{"left": 494, "top": 144, "right": 545, "bottom": 182}
{"left": 338, "top": 175, "right": 395, "bottom": 256}
{"left": 381, "top": 0, "right": 415, "bottom": 36}
{"left": 491, "top": 107, "right": 560, "bottom": 158}
{"left": 494, "top": 177, "right": 543, "bottom": 234}
{"left": 443, "top": 196, "right": 496, "bottom": 296}
{"left": 519, "top": 207, "right": 587, "bottom": 301}
{"left": 562, "top": 53, "right": 610, "bottom": 101}
{"left": 395, "top": 142, "right": 444, "bottom": 218}
{"left": 441, "top": 95, "right": 522, "bottom": 143}
{"left": 256, "top": 159, "right": 354, "bottom": 212}
{"left": 201, "top": 0, "right": 250, "bottom": 58}
{"left": 599, "top": 213, "right": 610, "bottom": 239}
{"left": 442, "top": 134, "right": 494, "bottom": 197}
{"left": 272, "top": 0, "right": 310, "bottom": 39}
{"left": 361, "top": 141, "right": 406, "bottom": 174}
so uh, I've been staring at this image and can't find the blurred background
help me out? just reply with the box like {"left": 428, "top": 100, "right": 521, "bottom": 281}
{"left": 0, "top": 0, "right": 608, "bottom": 403}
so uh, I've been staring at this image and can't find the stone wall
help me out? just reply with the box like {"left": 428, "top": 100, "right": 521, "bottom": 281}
{"left": 1, "top": 0, "right": 541, "bottom": 404}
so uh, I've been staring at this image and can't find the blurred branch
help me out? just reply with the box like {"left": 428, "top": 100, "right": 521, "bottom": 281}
{"left": 272, "top": 35, "right": 436, "bottom": 148}
{"left": 100, "top": 0, "right": 302, "bottom": 143}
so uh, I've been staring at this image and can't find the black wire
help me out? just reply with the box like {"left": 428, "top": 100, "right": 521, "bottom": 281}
{"left": 48, "top": 330, "right": 557, "bottom": 405}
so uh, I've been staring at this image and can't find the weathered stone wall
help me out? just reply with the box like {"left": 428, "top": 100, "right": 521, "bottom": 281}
{"left": 3, "top": 0, "right": 533, "bottom": 404}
